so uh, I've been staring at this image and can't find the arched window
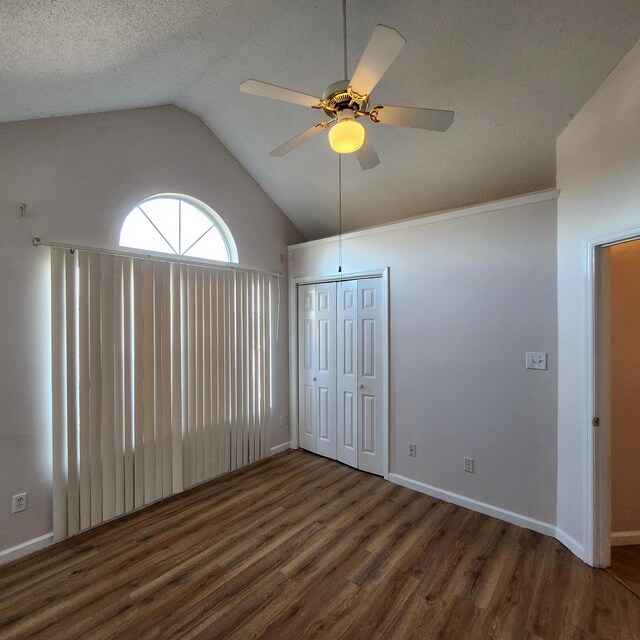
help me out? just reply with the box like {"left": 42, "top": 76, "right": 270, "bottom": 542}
{"left": 120, "top": 194, "right": 238, "bottom": 263}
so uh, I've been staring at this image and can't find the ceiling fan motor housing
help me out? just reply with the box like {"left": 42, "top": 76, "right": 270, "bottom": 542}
{"left": 322, "top": 80, "right": 368, "bottom": 118}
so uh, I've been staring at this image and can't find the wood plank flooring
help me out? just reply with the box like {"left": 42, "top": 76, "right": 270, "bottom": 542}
{"left": 610, "top": 545, "right": 640, "bottom": 599}
{"left": 1, "top": 449, "right": 639, "bottom": 639}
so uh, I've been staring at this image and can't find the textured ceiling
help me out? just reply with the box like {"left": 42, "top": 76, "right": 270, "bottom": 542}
{"left": 2, "top": 1, "right": 640, "bottom": 239}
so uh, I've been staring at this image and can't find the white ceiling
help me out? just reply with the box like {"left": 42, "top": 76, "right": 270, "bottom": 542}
{"left": 2, "top": 1, "right": 640, "bottom": 239}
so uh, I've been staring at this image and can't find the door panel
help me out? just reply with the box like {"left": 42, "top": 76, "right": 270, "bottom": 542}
{"left": 343, "top": 392, "right": 356, "bottom": 447}
{"left": 318, "top": 387, "right": 329, "bottom": 440}
{"left": 362, "top": 319, "right": 376, "bottom": 378}
{"left": 337, "top": 280, "right": 358, "bottom": 467}
{"left": 303, "top": 385, "right": 314, "bottom": 437}
{"left": 318, "top": 319, "right": 329, "bottom": 372}
{"left": 358, "top": 279, "right": 384, "bottom": 476}
{"left": 298, "top": 285, "right": 316, "bottom": 452}
{"left": 315, "top": 282, "right": 337, "bottom": 459}
{"left": 303, "top": 319, "right": 313, "bottom": 370}
{"left": 361, "top": 394, "right": 376, "bottom": 453}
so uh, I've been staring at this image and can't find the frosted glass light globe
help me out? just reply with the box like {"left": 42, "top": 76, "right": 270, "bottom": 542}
{"left": 328, "top": 118, "right": 365, "bottom": 154}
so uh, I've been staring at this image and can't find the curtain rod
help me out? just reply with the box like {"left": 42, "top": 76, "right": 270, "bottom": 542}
{"left": 33, "top": 238, "right": 282, "bottom": 279}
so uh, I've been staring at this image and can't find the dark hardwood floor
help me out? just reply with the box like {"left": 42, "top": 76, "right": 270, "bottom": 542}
{"left": 0, "top": 449, "right": 639, "bottom": 639}
{"left": 610, "top": 545, "right": 640, "bottom": 600}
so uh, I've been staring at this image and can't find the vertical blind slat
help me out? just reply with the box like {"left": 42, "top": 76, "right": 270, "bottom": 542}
{"left": 211, "top": 272, "right": 220, "bottom": 478}
{"left": 101, "top": 255, "right": 116, "bottom": 522}
{"left": 259, "top": 275, "right": 265, "bottom": 457}
{"left": 171, "top": 264, "right": 183, "bottom": 494}
{"left": 142, "top": 261, "right": 156, "bottom": 504}
{"left": 78, "top": 252, "right": 91, "bottom": 530}
{"left": 252, "top": 274, "right": 258, "bottom": 462}
{"left": 230, "top": 271, "right": 237, "bottom": 471}
{"left": 258, "top": 277, "right": 265, "bottom": 458}
{"left": 187, "top": 268, "right": 197, "bottom": 486}
{"left": 153, "top": 262, "right": 164, "bottom": 500}
{"left": 237, "top": 271, "right": 245, "bottom": 469}
{"left": 161, "top": 261, "right": 173, "bottom": 498}
{"left": 254, "top": 274, "right": 260, "bottom": 462}
{"left": 195, "top": 269, "right": 204, "bottom": 483}
{"left": 246, "top": 272, "right": 253, "bottom": 465}
{"left": 64, "top": 250, "right": 80, "bottom": 536}
{"left": 264, "top": 279, "right": 272, "bottom": 458}
{"left": 133, "top": 260, "right": 145, "bottom": 509}
{"left": 51, "top": 249, "right": 68, "bottom": 541}
{"left": 113, "top": 257, "right": 125, "bottom": 517}
{"left": 180, "top": 265, "right": 189, "bottom": 489}
{"left": 123, "top": 258, "right": 135, "bottom": 513}
{"left": 89, "top": 252, "right": 103, "bottom": 526}
{"left": 220, "top": 272, "right": 229, "bottom": 474}
{"left": 203, "top": 270, "right": 212, "bottom": 480}
{"left": 253, "top": 275, "right": 259, "bottom": 461}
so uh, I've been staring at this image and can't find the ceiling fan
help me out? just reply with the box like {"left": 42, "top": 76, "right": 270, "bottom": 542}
{"left": 240, "top": 6, "right": 455, "bottom": 170}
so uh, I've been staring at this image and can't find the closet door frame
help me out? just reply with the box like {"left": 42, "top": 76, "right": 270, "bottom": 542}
{"left": 288, "top": 268, "right": 389, "bottom": 480}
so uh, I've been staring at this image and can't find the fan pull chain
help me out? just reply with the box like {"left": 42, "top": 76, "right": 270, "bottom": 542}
{"left": 338, "top": 154, "right": 343, "bottom": 274}
{"left": 342, "top": 0, "right": 348, "bottom": 79}
{"left": 339, "top": 0, "right": 346, "bottom": 276}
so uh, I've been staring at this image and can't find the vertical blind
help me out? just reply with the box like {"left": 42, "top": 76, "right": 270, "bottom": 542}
{"left": 51, "top": 248, "right": 274, "bottom": 540}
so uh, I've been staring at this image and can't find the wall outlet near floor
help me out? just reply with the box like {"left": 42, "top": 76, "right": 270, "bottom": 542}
{"left": 279, "top": 415, "right": 286, "bottom": 427}
{"left": 12, "top": 492, "right": 27, "bottom": 513}
{"left": 464, "top": 457, "right": 474, "bottom": 473}
{"left": 408, "top": 442, "right": 417, "bottom": 457}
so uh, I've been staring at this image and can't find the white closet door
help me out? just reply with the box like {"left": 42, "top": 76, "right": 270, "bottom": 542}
{"left": 337, "top": 280, "right": 358, "bottom": 468}
{"left": 314, "top": 282, "right": 337, "bottom": 459}
{"left": 298, "top": 284, "right": 317, "bottom": 452}
{"left": 358, "top": 278, "right": 385, "bottom": 476}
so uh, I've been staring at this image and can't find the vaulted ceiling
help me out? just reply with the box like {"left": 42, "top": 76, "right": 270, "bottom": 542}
{"left": 2, "top": 1, "right": 640, "bottom": 239}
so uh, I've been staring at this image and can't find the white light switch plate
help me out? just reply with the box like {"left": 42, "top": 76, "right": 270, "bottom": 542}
{"left": 526, "top": 352, "right": 547, "bottom": 370}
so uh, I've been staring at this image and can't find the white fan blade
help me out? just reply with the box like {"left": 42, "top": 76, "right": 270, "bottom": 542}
{"left": 370, "top": 105, "right": 454, "bottom": 131}
{"left": 349, "top": 25, "right": 406, "bottom": 97}
{"left": 356, "top": 132, "right": 380, "bottom": 170}
{"left": 270, "top": 122, "right": 330, "bottom": 157}
{"left": 241, "top": 79, "right": 323, "bottom": 108}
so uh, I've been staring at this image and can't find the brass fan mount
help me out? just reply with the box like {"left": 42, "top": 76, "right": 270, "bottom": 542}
{"left": 319, "top": 80, "right": 369, "bottom": 118}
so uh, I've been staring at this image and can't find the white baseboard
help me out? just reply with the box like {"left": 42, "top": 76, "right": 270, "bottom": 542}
{"left": 270, "top": 442, "right": 291, "bottom": 455}
{"left": 0, "top": 532, "right": 54, "bottom": 566}
{"left": 555, "top": 528, "right": 585, "bottom": 559}
{"left": 388, "top": 473, "right": 556, "bottom": 538}
{"left": 611, "top": 530, "right": 640, "bottom": 546}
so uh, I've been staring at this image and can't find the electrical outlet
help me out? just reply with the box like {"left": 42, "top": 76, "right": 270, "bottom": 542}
{"left": 12, "top": 493, "right": 27, "bottom": 513}
{"left": 464, "top": 457, "right": 474, "bottom": 473}
{"left": 279, "top": 415, "right": 286, "bottom": 427}
{"left": 526, "top": 352, "right": 547, "bottom": 370}
{"left": 408, "top": 442, "right": 416, "bottom": 457}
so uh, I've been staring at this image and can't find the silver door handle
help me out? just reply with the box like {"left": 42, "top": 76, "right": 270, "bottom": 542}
{"left": 313, "top": 377, "right": 317, "bottom": 382}
{"left": 359, "top": 384, "right": 364, "bottom": 389}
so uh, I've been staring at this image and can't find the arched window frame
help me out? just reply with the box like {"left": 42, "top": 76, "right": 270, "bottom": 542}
{"left": 119, "top": 193, "right": 238, "bottom": 264}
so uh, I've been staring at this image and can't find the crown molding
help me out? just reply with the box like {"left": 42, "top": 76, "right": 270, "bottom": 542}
{"left": 289, "top": 189, "right": 560, "bottom": 252}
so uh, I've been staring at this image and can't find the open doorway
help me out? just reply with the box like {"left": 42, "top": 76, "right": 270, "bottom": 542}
{"left": 596, "top": 239, "right": 640, "bottom": 596}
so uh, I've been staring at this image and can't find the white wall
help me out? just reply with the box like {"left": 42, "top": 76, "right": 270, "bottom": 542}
{"left": 0, "top": 105, "right": 304, "bottom": 557}
{"left": 556, "top": 37, "right": 640, "bottom": 562}
{"left": 289, "top": 193, "right": 558, "bottom": 531}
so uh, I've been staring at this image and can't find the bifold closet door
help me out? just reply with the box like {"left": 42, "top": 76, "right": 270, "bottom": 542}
{"left": 298, "top": 285, "right": 317, "bottom": 452}
{"left": 337, "top": 280, "right": 358, "bottom": 468}
{"left": 315, "top": 283, "right": 337, "bottom": 458}
{"left": 298, "top": 278, "right": 384, "bottom": 475}
{"left": 297, "top": 283, "right": 337, "bottom": 457}
{"left": 357, "top": 278, "right": 385, "bottom": 476}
